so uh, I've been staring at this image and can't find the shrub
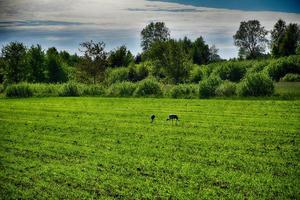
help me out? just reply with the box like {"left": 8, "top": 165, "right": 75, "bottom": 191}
{"left": 82, "top": 85, "right": 105, "bottom": 96}
{"left": 266, "top": 56, "right": 300, "bottom": 81}
{"left": 280, "top": 73, "right": 300, "bottom": 82}
{"left": 107, "top": 82, "right": 137, "bottom": 97}
{"left": 215, "top": 81, "right": 237, "bottom": 97}
{"left": 128, "top": 66, "right": 138, "bottom": 82}
{"left": 59, "top": 82, "right": 82, "bottom": 96}
{"left": 5, "top": 83, "right": 33, "bottom": 98}
{"left": 199, "top": 75, "right": 222, "bottom": 98}
{"left": 213, "top": 62, "right": 246, "bottom": 82}
{"left": 246, "top": 60, "right": 271, "bottom": 75}
{"left": 29, "top": 83, "right": 61, "bottom": 97}
{"left": 136, "top": 64, "right": 149, "bottom": 81}
{"left": 128, "top": 64, "right": 149, "bottom": 82}
{"left": 190, "top": 66, "right": 204, "bottom": 83}
{"left": 105, "top": 67, "right": 129, "bottom": 84}
{"left": 134, "top": 78, "right": 162, "bottom": 97}
{"left": 144, "top": 61, "right": 165, "bottom": 79}
{"left": 170, "top": 84, "right": 198, "bottom": 99}
{"left": 0, "top": 84, "right": 4, "bottom": 93}
{"left": 237, "top": 73, "right": 274, "bottom": 96}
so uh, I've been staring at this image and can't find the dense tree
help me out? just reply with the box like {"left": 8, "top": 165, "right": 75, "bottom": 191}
{"left": 0, "top": 58, "right": 5, "bottom": 83}
{"left": 180, "top": 36, "right": 193, "bottom": 55}
{"left": 78, "top": 40, "right": 107, "bottom": 84}
{"left": 233, "top": 20, "right": 268, "bottom": 59}
{"left": 59, "top": 51, "right": 81, "bottom": 66}
{"left": 59, "top": 50, "right": 71, "bottom": 65}
{"left": 278, "top": 23, "right": 300, "bottom": 56}
{"left": 145, "top": 39, "right": 192, "bottom": 83}
{"left": 46, "top": 47, "right": 67, "bottom": 83}
{"left": 1, "top": 42, "right": 27, "bottom": 83}
{"left": 141, "top": 22, "right": 170, "bottom": 51}
{"left": 209, "top": 45, "right": 221, "bottom": 62}
{"left": 108, "top": 45, "right": 134, "bottom": 67}
{"left": 297, "top": 44, "right": 300, "bottom": 55}
{"left": 135, "top": 53, "right": 142, "bottom": 64}
{"left": 271, "top": 19, "right": 287, "bottom": 57}
{"left": 26, "top": 45, "right": 46, "bottom": 82}
{"left": 192, "top": 37, "right": 210, "bottom": 65}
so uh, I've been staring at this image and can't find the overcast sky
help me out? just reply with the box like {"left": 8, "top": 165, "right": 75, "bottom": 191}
{"left": 0, "top": 0, "right": 300, "bottom": 59}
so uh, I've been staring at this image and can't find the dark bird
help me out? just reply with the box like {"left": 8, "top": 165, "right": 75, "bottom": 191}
{"left": 167, "top": 114, "right": 179, "bottom": 122}
{"left": 150, "top": 114, "right": 155, "bottom": 123}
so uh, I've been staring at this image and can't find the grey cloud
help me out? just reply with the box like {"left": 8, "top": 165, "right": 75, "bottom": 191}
{"left": 0, "top": 0, "right": 300, "bottom": 59}
{"left": 127, "top": 8, "right": 200, "bottom": 12}
{"left": 0, "top": 20, "right": 90, "bottom": 28}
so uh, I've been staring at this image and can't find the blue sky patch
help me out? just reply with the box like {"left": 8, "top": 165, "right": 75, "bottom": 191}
{"left": 148, "top": 0, "right": 300, "bottom": 13}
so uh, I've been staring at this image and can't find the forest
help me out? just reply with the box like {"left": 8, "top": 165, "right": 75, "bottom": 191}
{"left": 1, "top": 19, "right": 300, "bottom": 98}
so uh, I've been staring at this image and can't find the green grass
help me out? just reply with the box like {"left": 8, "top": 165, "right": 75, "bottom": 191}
{"left": 0, "top": 97, "right": 299, "bottom": 199}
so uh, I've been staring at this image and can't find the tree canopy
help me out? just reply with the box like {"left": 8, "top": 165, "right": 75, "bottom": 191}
{"left": 27, "top": 45, "right": 46, "bottom": 83}
{"left": 278, "top": 23, "right": 300, "bottom": 56}
{"left": 233, "top": 20, "right": 268, "bottom": 59}
{"left": 78, "top": 40, "right": 108, "bottom": 84}
{"left": 46, "top": 47, "right": 67, "bottom": 83}
{"left": 141, "top": 22, "right": 170, "bottom": 51}
{"left": 108, "top": 45, "right": 134, "bottom": 67}
{"left": 1, "top": 42, "right": 27, "bottom": 83}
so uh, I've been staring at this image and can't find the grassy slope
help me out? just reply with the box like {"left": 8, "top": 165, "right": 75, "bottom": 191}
{"left": 0, "top": 97, "right": 299, "bottom": 199}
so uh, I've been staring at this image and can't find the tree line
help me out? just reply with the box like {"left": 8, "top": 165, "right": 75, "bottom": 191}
{"left": 0, "top": 19, "right": 299, "bottom": 85}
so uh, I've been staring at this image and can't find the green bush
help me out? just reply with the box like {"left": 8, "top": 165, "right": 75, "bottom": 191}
{"left": 82, "top": 85, "right": 105, "bottom": 96}
{"left": 190, "top": 66, "right": 204, "bottom": 83}
{"left": 280, "top": 73, "right": 300, "bottom": 82}
{"left": 199, "top": 75, "right": 222, "bottom": 98}
{"left": 105, "top": 67, "right": 129, "bottom": 84}
{"left": 136, "top": 64, "right": 149, "bottom": 81}
{"left": 170, "top": 84, "right": 198, "bottom": 99}
{"left": 266, "top": 56, "right": 300, "bottom": 81}
{"left": 29, "top": 83, "right": 61, "bottom": 97}
{"left": 215, "top": 81, "right": 237, "bottom": 97}
{"left": 107, "top": 82, "right": 137, "bottom": 97}
{"left": 246, "top": 60, "right": 271, "bottom": 75}
{"left": 128, "top": 66, "right": 138, "bottom": 82}
{"left": 128, "top": 64, "right": 149, "bottom": 82}
{"left": 5, "top": 83, "right": 33, "bottom": 98}
{"left": 59, "top": 82, "right": 82, "bottom": 96}
{"left": 0, "top": 84, "right": 4, "bottom": 93}
{"left": 134, "top": 78, "right": 162, "bottom": 97}
{"left": 237, "top": 73, "right": 274, "bottom": 96}
{"left": 213, "top": 62, "right": 246, "bottom": 82}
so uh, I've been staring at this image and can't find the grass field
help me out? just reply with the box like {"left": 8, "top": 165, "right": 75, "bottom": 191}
{"left": 0, "top": 97, "right": 299, "bottom": 199}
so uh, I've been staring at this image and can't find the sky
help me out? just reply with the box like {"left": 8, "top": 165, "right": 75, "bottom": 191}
{"left": 0, "top": 0, "right": 300, "bottom": 59}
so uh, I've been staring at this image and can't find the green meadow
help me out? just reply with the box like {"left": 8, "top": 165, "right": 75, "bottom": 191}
{"left": 0, "top": 97, "right": 299, "bottom": 199}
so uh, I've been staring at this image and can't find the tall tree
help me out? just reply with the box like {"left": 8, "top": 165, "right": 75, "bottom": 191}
{"left": 192, "top": 37, "right": 210, "bottom": 65}
{"left": 233, "top": 20, "right": 268, "bottom": 59}
{"left": 135, "top": 53, "right": 142, "bottom": 64}
{"left": 145, "top": 39, "right": 192, "bottom": 83}
{"left": 271, "top": 19, "right": 287, "bottom": 57}
{"left": 279, "top": 23, "right": 300, "bottom": 56}
{"left": 78, "top": 40, "right": 107, "bottom": 84}
{"left": 209, "top": 45, "right": 221, "bottom": 62}
{"left": 180, "top": 36, "right": 193, "bottom": 55}
{"left": 141, "top": 22, "right": 170, "bottom": 51}
{"left": 27, "top": 44, "right": 46, "bottom": 82}
{"left": 108, "top": 45, "right": 134, "bottom": 67}
{"left": 59, "top": 50, "right": 71, "bottom": 65}
{"left": 1, "top": 42, "right": 27, "bottom": 83}
{"left": 46, "top": 47, "right": 67, "bottom": 83}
